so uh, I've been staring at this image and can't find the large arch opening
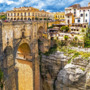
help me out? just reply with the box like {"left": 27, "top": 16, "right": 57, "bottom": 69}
{"left": 38, "top": 26, "right": 45, "bottom": 38}
{"left": 15, "top": 43, "right": 33, "bottom": 90}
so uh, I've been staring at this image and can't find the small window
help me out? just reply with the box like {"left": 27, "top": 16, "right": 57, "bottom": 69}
{"left": 80, "top": 14, "right": 83, "bottom": 17}
{"left": 21, "top": 13, "right": 23, "bottom": 16}
{"left": 24, "top": 12, "right": 26, "bottom": 16}
{"left": 18, "top": 13, "right": 19, "bottom": 16}
{"left": 11, "top": 13, "right": 12, "bottom": 16}
{"left": 86, "top": 20, "right": 87, "bottom": 22}
{"left": 28, "top": 13, "right": 30, "bottom": 16}
{"left": 78, "top": 19, "right": 80, "bottom": 22}
{"left": 14, "top": 13, "right": 16, "bottom": 16}
{"left": 86, "top": 14, "right": 88, "bottom": 16}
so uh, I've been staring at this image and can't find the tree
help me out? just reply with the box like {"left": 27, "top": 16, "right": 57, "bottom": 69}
{"left": 82, "top": 29, "right": 85, "bottom": 32}
{"left": 74, "top": 36, "right": 78, "bottom": 41}
{"left": 0, "top": 15, "right": 7, "bottom": 20}
{"left": 64, "top": 35, "right": 69, "bottom": 40}
{"left": 84, "top": 26, "right": 90, "bottom": 48}
{"left": 60, "top": 26, "right": 69, "bottom": 32}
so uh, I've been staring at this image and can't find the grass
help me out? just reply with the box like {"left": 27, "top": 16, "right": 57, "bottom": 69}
{"left": 58, "top": 46, "right": 90, "bottom": 63}
{"left": 68, "top": 59, "right": 72, "bottom": 64}
{"left": 80, "top": 67, "right": 85, "bottom": 71}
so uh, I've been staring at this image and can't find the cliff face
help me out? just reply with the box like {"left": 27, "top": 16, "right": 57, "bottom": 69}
{"left": 41, "top": 51, "right": 90, "bottom": 90}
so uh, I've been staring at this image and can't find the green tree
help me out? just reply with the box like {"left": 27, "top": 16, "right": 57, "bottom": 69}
{"left": 60, "top": 26, "right": 69, "bottom": 32}
{"left": 64, "top": 35, "right": 69, "bottom": 40}
{"left": 74, "top": 36, "right": 78, "bottom": 41}
{"left": 82, "top": 29, "right": 85, "bottom": 32}
{"left": 0, "top": 15, "right": 7, "bottom": 20}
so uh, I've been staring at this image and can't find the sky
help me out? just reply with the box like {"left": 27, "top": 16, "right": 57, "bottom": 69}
{"left": 0, "top": 0, "right": 90, "bottom": 12}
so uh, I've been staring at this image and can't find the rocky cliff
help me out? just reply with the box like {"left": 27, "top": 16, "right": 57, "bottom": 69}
{"left": 41, "top": 51, "right": 90, "bottom": 90}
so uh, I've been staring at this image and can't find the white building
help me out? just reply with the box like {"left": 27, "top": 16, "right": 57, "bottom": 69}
{"left": 65, "top": 2, "right": 90, "bottom": 25}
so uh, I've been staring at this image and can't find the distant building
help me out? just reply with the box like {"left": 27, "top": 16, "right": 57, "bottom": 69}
{"left": 65, "top": 2, "right": 90, "bottom": 25}
{"left": 54, "top": 12, "right": 65, "bottom": 21}
{"left": 0, "top": 12, "right": 6, "bottom": 15}
{"left": 7, "top": 7, "right": 53, "bottom": 21}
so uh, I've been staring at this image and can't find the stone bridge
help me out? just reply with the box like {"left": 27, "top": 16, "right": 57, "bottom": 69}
{"left": 0, "top": 21, "right": 49, "bottom": 90}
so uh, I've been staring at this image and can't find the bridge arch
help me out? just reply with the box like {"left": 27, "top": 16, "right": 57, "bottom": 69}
{"left": 15, "top": 43, "right": 33, "bottom": 90}
{"left": 38, "top": 26, "right": 44, "bottom": 38}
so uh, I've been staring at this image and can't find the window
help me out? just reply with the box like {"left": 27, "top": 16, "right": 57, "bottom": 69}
{"left": 21, "top": 13, "right": 23, "bottom": 16}
{"left": 14, "top": 13, "right": 16, "bottom": 16}
{"left": 8, "top": 13, "right": 9, "bottom": 16}
{"left": 24, "top": 12, "right": 26, "bottom": 16}
{"left": 18, "top": 13, "right": 19, "bottom": 16}
{"left": 78, "top": 19, "right": 80, "bottom": 22}
{"left": 28, "top": 13, "right": 30, "bottom": 16}
{"left": 83, "top": 10, "right": 85, "bottom": 12}
{"left": 32, "top": 13, "right": 34, "bottom": 16}
{"left": 80, "top": 14, "right": 83, "bottom": 17}
{"left": 86, "top": 14, "right": 88, "bottom": 16}
{"left": 28, "top": 18, "right": 31, "bottom": 20}
{"left": 11, "top": 13, "right": 12, "bottom": 16}
{"left": 14, "top": 18, "right": 16, "bottom": 20}
{"left": 68, "top": 16, "right": 69, "bottom": 18}
{"left": 74, "top": 12, "right": 76, "bottom": 14}
{"left": 86, "top": 20, "right": 87, "bottom": 22}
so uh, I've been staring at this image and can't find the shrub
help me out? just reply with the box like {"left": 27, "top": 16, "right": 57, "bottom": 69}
{"left": 44, "top": 44, "right": 57, "bottom": 56}
{"left": 82, "top": 29, "right": 85, "bottom": 32}
{"left": 74, "top": 36, "right": 78, "bottom": 41}
{"left": 0, "top": 69, "right": 4, "bottom": 89}
{"left": 60, "top": 26, "right": 69, "bottom": 32}
{"left": 64, "top": 35, "right": 69, "bottom": 40}
{"left": 0, "top": 15, "right": 7, "bottom": 20}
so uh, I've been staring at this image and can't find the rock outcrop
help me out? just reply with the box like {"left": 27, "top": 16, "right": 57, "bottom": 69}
{"left": 56, "top": 56, "right": 90, "bottom": 90}
{"left": 41, "top": 51, "right": 90, "bottom": 90}
{"left": 41, "top": 51, "right": 69, "bottom": 90}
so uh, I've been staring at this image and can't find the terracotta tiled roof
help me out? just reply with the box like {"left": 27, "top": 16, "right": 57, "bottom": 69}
{"left": 79, "top": 6, "right": 90, "bottom": 10}
{"left": 65, "top": 13, "right": 72, "bottom": 16}
{"left": 69, "top": 4, "right": 80, "bottom": 8}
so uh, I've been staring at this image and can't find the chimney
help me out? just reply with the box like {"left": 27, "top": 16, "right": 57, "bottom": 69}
{"left": 88, "top": 2, "right": 90, "bottom": 7}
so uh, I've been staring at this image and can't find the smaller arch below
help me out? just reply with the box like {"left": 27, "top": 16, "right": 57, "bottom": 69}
{"left": 16, "top": 43, "right": 32, "bottom": 61}
{"left": 38, "top": 26, "right": 44, "bottom": 38}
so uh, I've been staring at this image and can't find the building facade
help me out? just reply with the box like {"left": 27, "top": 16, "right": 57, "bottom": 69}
{"left": 7, "top": 7, "right": 53, "bottom": 21}
{"left": 65, "top": 2, "right": 90, "bottom": 25}
{"left": 54, "top": 12, "right": 65, "bottom": 20}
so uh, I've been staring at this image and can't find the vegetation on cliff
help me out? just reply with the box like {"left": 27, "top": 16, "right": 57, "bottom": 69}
{"left": 84, "top": 27, "right": 90, "bottom": 48}
{"left": 0, "top": 69, "right": 4, "bottom": 89}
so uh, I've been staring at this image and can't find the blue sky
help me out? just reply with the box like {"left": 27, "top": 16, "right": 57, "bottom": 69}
{"left": 0, "top": 0, "right": 90, "bottom": 12}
